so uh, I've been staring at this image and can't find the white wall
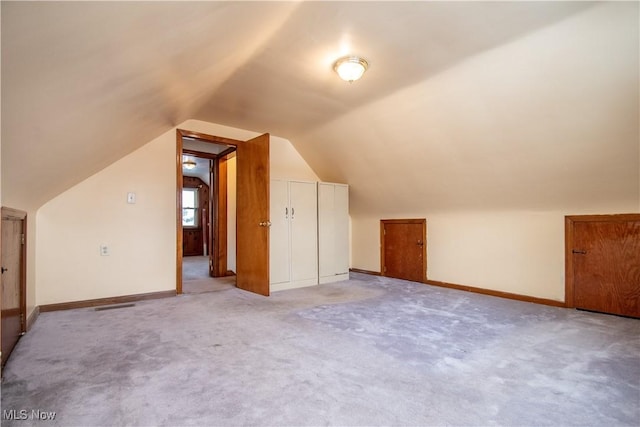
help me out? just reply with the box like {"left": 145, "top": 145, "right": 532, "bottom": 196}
{"left": 332, "top": 3, "right": 640, "bottom": 303}
{"left": 352, "top": 204, "right": 638, "bottom": 302}
{"left": 35, "top": 120, "right": 317, "bottom": 306}
{"left": 36, "top": 128, "right": 176, "bottom": 305}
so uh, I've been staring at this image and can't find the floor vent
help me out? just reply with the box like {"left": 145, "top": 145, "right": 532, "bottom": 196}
{"left": 94, "top": 303, "right": 136, "bottom": 311}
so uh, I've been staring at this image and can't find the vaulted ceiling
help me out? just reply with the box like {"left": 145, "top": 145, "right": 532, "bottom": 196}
{"left": 2, "top": 1, "right": 638, "bottom": 214}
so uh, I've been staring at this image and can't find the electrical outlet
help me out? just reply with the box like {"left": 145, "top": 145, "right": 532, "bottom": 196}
{"left": 100, "top": 244, "right": 110, "bottom": 256}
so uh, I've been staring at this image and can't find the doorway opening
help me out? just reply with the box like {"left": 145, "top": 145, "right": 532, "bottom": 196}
{"left": 176, "top": 129, "right": 272, "bottom": 297}
{"left": 177, "top": 130, "right": 238, "bottom": 295}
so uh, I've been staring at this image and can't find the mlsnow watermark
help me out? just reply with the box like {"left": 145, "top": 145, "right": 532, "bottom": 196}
{"left": 2, "top": 409, "right": 56, "bottom": 421}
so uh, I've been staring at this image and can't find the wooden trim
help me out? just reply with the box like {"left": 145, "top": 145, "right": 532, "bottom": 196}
{"left": 1, "top": 207, "right": 27, "bottom": 220}
{"left": 350, "top": 268, "right": 381, "bottom": 276}
{"left": 176, "top": 132, "right": 184, "bottom": 294}
{"left": 565, "top": 216, "right": 575, "bottom": 308}
{"left": 213, "top": 158, "right": 228, "bottom": 276}
{"left": 177, "top": 129, "right": 242, "bottom": 147}
{"left": 380, "top": 218, "right": 425, "bottom": 224}
{"left": 425, "top": 279, "right": 566, "bottom": 307}
{"left": 565, "top": 213, "right": 640, "bottom": 223}
{"left": 564, "top": 213, "right": 640, "bottom": 309}
{"left": 26, "top": 306, "right": 39, "bottom": 331}
{"left": 39, "top": 290, "right": 176, "bottom": 313}
{"left": 183, "top": 149, "right": 218, "bottom": 160}
{"left": 218, "top": 147, "right": 237, "bottom": 158}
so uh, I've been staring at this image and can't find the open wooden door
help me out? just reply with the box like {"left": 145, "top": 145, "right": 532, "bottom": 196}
{"left": 1, "top": 208, "right": 27, "bottom": 367}
{"left": 236, "top": 133, "right": 270, "bottom": 296}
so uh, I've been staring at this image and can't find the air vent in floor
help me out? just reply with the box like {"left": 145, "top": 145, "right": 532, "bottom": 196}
{"left": 94, "top": 303, "right": 136, "bottom": 311}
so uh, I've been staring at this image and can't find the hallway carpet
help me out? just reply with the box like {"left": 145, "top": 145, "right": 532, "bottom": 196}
{"left": 2, "top": 273, "right": 638, "bottom": 426}
{"left": 182, "top": 255, "right": 236, "bottom": 294}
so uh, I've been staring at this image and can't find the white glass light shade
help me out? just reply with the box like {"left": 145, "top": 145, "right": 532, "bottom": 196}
{"left": 183, "top": 159, "right": 197, "bottom": 170}
{"left": 334, "top": 56, "right": 368, "bottom": 82}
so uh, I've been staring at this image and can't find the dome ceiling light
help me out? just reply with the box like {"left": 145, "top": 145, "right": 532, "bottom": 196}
{"left": 183, "top": 158, "right": 197, "bottom": 170}
{"left": 334, "top": 56, "right": 369, "bottom": 82}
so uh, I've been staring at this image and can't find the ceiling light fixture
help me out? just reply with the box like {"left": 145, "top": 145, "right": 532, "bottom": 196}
{"left": 334, "top": 56, "right": 368, "bottom": 82}
{"left": 183, "top": 159, "right": 197, "bottom": 170}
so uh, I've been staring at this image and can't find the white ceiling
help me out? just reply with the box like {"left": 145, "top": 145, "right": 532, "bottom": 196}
{"left": 2, "top": 1, "right": 638, "bottom": 213}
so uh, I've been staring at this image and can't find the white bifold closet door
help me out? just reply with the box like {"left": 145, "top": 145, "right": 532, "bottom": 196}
{"left": 318, "top": 183, "right": 349, "bottom": 284}
{"left": 269, "top": 180, "right": 318, "bottom": 291}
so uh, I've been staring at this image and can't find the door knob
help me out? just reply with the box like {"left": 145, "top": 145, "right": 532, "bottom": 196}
{"left": 1, "top": 267, "right": 7, "bottom": 274}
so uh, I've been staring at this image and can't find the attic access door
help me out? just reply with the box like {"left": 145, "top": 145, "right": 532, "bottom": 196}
{"left": 566, "top": 214, "right": 640, "bottom": 318}
{"left": 381, "top": 219, "right": 426, "bottom": 283}
{"left": 1, "top": 207, "right": 27, "bottom": 368}
{"left": 236, "top": 133, "right": 270, "bottom": 296}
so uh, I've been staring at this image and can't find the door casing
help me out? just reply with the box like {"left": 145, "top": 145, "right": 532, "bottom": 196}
{"left": 176, "top": 130, "right": 239, "bottom": 294}
{"left": 176, "top": 130, "right": 270, "bottom": 296}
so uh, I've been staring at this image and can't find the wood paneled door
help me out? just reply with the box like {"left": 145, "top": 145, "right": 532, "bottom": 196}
{"left": 1, "top": 207, "right": 27, "bottom": 367}
{"left": 565, "top": 214, "right": 640, "bottom": 318}
{"left": 236, "top": 133, "right": 270, "bottom": 296}
{"left": 380, "top": 219, "right": 426, "bottom": 283}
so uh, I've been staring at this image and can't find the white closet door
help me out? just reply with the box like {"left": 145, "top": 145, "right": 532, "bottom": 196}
{"left": 290, "top": 181, "right": 318, "bottom": 285}
{"left": 269, "top": 180, "right": 290, "bottom": 285}
{"left": 318, "top": 183, "right": 335, "bottom": 278}
{"left": 334, "top": 184, "right": 349, "bottom": 275}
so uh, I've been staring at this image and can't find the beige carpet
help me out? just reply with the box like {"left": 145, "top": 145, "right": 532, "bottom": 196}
{"left": 2, "top": 273, "right": 638, "bottom": 426}
{"left": 182, "top": 255, "right": 235, "bottom": 294}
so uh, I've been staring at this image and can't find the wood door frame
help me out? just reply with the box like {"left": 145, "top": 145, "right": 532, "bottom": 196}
{"left": 1, "top": 207, "right": 27, "bottom": 335}
{"left": 176, "top": 129, "right": 239, "bottom": 294}
{"left": 380, "top": 218, "right": 427, "bottom": 282}
{"left": 564, "top": 213, "right": 640, "bottom": 308}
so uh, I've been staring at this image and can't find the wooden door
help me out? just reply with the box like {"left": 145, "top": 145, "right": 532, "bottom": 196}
{"left": 566, "top": 215, "right": 640, "bottom": 318}
{"left": 381, "top": 219, "right": 426, "bottom": 283}
{"left": 1, "top": 208, "right": 26, "bottom": 367}
{"left": 236, "top": 133, "right": 270, "bottom": 296}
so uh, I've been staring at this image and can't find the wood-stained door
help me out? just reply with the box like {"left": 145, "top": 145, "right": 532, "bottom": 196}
{"left": 236, "top": 133, "right": 270, "bottom": 296}
{"left": 381, "top": 219, "right": 426, "bottom": 283}
{"left": 566, "top": 214, "right": 640, "bottom": 318}
{"left": 1, "top": 208, "right": 27, "bottom": 367}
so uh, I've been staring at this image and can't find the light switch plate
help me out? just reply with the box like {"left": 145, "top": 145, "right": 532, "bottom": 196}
{"left": 100, "top": 245, "right": 110, "bottom": 256}
{"left": 127, "top": 192, "right": 136, "bottom": 204}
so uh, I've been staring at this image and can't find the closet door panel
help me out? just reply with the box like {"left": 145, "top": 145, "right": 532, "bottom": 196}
{"left": 290, "top": 181, "right": 318, "bottom": 284}
{"left": 318, "top": 183, "right": 335, "bottom": 277}
{"left": 334, "top": 185, "right": 350, "bottom": 275}
{"left": 269, "top": 180, "right": 290, "bottom": 285}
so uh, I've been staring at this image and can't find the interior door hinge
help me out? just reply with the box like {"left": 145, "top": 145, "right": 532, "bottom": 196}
{"left": 21, "top": 234, "right": 25, "bottom": 245}
{"left": 383, "top": 266, "right": 387, "bottom": 273}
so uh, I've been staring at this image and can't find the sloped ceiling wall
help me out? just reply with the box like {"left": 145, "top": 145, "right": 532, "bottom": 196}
{"left": 4, "top": 1, "right": 636, "bottom": 214}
